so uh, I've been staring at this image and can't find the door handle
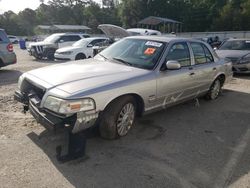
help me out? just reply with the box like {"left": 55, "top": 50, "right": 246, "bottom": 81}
{"left": 189, "top": 72, "right": 195, "bottom": 76}
{"left": 213, "top": 67, "right": 217, "bottom": 71}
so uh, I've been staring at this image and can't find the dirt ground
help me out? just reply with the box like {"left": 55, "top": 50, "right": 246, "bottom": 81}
{"left": 0, "top": 45, "right": 250, "bottom": 188}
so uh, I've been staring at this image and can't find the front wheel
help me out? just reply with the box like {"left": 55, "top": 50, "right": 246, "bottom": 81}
{"left": 99, "top": 96, "right": 137, "bottom": 139}
{"left": 46, "top": 50, "right": 55, "bottom": 60}
{"left": 75, "top": 53, "right": 86, "bottom": 60}
{"left": 205, "top": 79, "right": 222, "bottom": 100}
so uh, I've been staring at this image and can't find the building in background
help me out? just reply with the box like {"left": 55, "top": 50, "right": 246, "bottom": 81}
{"left": 138, "top": 16, "right": 182, "bottom": 34}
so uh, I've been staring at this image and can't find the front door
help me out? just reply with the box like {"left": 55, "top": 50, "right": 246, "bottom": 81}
{"left": 156, "top": 42, "right": 197, "bottom": 108}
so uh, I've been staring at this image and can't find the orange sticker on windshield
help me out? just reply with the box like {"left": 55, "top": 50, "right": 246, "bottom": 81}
{"left": 144, "top": 48, "right": 156, "bottom": 55}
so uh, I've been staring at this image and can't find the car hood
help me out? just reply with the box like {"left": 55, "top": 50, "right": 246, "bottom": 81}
{"left": 56, "top": 46, "right": 81, "bottom": 53}
{"left": 98, "top": 24, "right": 130, "bottom": 40}
{"left": 26, "top": 58, "right": 150, "bottom": 95}
{"left": 216, "top": 50, "right": 250, "bottom": 59}
{"left": 28, "top": 41, "right": 53, "bottom": 47}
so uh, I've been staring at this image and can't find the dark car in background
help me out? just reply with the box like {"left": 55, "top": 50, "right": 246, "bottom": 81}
{"left": 0, "top": 29, "right": 17, "bottom": 68}
{"left": 216, "top": 39, "right": 250, "bottom": 74}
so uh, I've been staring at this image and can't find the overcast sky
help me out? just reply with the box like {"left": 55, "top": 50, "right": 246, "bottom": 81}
{"left": 0, "top": 0, "right": 102, "bottom": 14}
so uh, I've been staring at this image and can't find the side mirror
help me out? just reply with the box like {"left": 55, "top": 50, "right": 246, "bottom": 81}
{"left": 166, "top": 60, "right": 181, "bottom": 70}
{"left": 87, "top": 44, "right": 93, "bottom": 48}
{"left": 59, "top": 39, "right": 64, "bottom": 43}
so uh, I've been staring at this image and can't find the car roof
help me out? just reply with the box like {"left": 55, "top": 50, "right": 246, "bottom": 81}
{"left": 50, "top": 33, "right": 85, "bottom": 36}
{"left": 126, "top": 36, "right": 204, "bottom": 43}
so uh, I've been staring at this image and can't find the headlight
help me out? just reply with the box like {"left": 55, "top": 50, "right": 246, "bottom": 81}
{"left": 18, "top": 74, "right": 25, "bottom": 89}
{"left": 44, "top": 96, "right": 95, "bottom": 114}
{"left": 44, "top": 96, "right": 62, "bottom": 113}
{"left": 59, "top": 51, "right": 73, "bottom": 55}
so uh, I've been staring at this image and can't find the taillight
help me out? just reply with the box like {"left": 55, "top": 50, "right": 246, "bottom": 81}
{"left": 7, "top": 43, "right": 13, "bottom": 52}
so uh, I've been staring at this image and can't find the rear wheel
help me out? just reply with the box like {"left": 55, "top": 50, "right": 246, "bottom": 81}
{"left": 99, "top": 96, "right": 137, "bottom": 139}
{"left": 205, "top": 79, "right": 222, "bottom": 100}
{"left": 75, "top": 53, "right": 86, "bottom": 60}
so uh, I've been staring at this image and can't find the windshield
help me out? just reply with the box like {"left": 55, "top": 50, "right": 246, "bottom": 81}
{"left": 219, "top": 40, "right": 250, "bottom": 50}
{"left": 99, "top": 38, "right": 166, "bottom": 70}
{"left": 72, "top": 39, "right": 89, "bottom": 47}
{"left": 43, "top": 34, "right": 61, "bottom": 43}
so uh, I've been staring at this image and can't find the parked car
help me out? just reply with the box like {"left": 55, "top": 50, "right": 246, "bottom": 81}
{"left": 0, "top": 29, "right": 17, "bottom": 68}
{"left": 8, "top": 35, "right": 19, "bottom": 44}
{"left": 194, "top": 36, "right": 222, "bottom": 48}
{"left": 15, "top": 36, "right": 232, "bottom": 139}
{"left": 54, "top": 37, "right": 110, "bottom": 61}
{"left": 27, "top": 33, "right": 90, "bottom": 60}
{"left": 216, "top": 38, "right": 250, "bottom": 73}
{"left": 98, "top": 24, "right": 162, "bottom": 40}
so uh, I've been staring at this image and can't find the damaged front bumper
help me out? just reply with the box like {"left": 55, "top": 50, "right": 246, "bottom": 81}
{"left": 14, "top": 90, "right": 99, "bottom": 133}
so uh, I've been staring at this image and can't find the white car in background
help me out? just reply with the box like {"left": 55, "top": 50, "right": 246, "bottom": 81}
{"left": 8, "top": 35, "right": 19, "bottom": 44}
{"left": 54, "top": 37, "right": 109, "bottom": 60}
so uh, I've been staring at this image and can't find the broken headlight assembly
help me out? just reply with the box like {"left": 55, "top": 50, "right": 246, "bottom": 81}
{"left": 44, "top": 96, "right": 95, "bottom": 115}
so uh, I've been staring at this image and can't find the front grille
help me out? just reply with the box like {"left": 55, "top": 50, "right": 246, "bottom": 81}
{"left": 22, "top": 79, "right": 46, "bottom": 101}
{"left": 32, "top": 45, "right": 44, "bottom": 54}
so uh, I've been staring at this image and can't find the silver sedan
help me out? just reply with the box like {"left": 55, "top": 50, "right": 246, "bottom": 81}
{"left": 15, "top": 36, "right": 232, "bottom": 139}
{"left": 216, "top": 38, "right": 250, "bottom": 73}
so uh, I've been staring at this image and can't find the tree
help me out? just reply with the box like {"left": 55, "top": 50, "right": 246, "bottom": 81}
{"left": 18, "top": 9, "right": 38, "bottom": 35}
{"left": 0, "top": 11, "right": 21, "bottom": 35}
{"left": 119, "top": 0, "right": 145, "bottom": 28}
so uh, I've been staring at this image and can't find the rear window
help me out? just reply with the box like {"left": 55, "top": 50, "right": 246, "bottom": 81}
{"left": 0, "top": 30, "right": 10, "bottom": 43}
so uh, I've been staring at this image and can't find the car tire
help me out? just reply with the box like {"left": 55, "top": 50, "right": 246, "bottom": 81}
{"left": 99, "top": 96, "right": 137, "bottom": 140}
{"left": 75, "top": 53, "right": 86, "bottom": 60}
{"left": 205, "top": 79, "right": 222, "bottom": 100}
{"left": 47, "top": 50, "right": 55, "bottom": 60}
{"left": 34, "top": 54, "right": 42, "bottom": 60}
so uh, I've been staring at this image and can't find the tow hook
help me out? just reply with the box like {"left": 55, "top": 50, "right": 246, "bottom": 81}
{"left": 23, "top": 105, "right": 29, "bottom": 114}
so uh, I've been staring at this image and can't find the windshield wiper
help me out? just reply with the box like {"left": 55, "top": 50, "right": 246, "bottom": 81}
{"left": 112, "top": 57, "right": 132, "bottom": 66}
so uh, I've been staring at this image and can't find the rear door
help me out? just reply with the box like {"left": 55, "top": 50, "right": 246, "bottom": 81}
{"left": 189, "top": 42, "right": 217, "bottom": 92}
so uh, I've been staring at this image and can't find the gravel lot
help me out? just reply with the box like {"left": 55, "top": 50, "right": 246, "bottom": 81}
{"left": 0, "top": 45, "right": 250, "bottom": 188}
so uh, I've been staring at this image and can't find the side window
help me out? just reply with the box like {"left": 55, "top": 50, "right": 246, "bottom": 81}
{"left": 203, "top": 44, "right": 214, "bottom": 63}
{"left": 0, "top": 31, "right": 9, "bottom": 42}
{"left": 89, "top": 39, "right": 104, "bottom": 46}
{"left": 69, "top": 35, "right": 81, "bottom": 41}
{"left": 190, "top": 43, "right": 207, "bottom": 65}
{"left": 59, "top": 35, "right": 80, "bottom": 42}
{"left": 166, "top": 42, "right": 191, "bottom": 67}
{"left": 59, "top": 36, "right": 70, "bottom": 42}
